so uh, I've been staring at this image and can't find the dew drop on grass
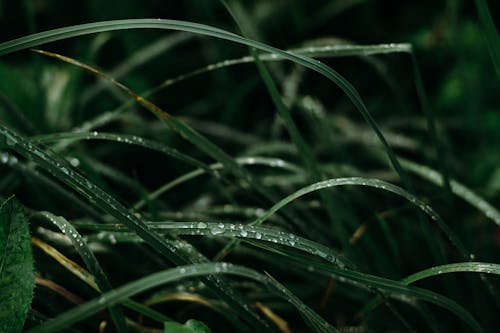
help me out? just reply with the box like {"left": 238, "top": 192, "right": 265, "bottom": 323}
{"left": 68, "top": 157, "right": 80, "bottom": 167}
{"left": 210, "top": 227, "right": 225, "bottom": 235}
{"left": 240, "top": 230, "right": 248, "bottom": 237}
{"left": 255, "top": 232, "right": 262, "bottom": 240}
{"left": 0, "top": 153, "right": 8, "bottom": 164}
{"left": 197, "top": 222, "right": 207, "bottom": 229}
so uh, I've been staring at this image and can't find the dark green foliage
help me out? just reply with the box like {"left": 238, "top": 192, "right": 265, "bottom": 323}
{"left": 0, "top": 1, "right": 498, "bottom": 332}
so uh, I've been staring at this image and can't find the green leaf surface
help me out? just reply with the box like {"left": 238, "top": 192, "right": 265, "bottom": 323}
{"left": 0, "top": 197, "right": 34, "bottom": 333}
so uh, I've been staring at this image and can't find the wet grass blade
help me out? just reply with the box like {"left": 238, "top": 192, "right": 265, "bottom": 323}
{"left": 244, "top": 177, "right": 470, "bottom": 260}
{"left": 402, "top": 262, "right": 500, "bottom": 284}
{"left": 253, "top": 246, "right": 483, "bottom": 332}
{"left": 398, "top": 156, "right": 500, "bottom": 226}
{"left": 0, "top": 19, "right": 410, "bottom": 188}
{"left": 33, "top": 211, "right": 128, "bottom": 332}
{"left": 0, "top": 125, "right": 273, "bottom": 333}
{"left": 79, "top": 221, "right": 352, "bottom": 269}
{"left": 27, "top": 263, "right": 339, "bottom": 333}
{"left": 34, "top": 131, "right": 210, "bottom": 172}
{"left": 31, "top": 236, "right": 177, "bottom": 325}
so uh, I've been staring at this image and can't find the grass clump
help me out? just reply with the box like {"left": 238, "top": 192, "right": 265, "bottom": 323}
{"left": 0, "top": 1, "right": 499, "bottom": 332}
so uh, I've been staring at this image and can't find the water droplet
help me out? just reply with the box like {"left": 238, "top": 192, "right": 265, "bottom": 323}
{"left": 197, "top": 222, "right": 207, "bottom": 229}
{"left": 210, "top": 227, "right": 225, "bottom": 235}
{"left": 0, "top": 153, "right": 8, "bottom": 164}
{"left": 255, "top": 232, "right": 262, "bottom": 240}
{"left": 240, "top": 230, "right": 248, "bottom": 237}
{"left": 69, "top": 157, "right": 80, "bottom": 167}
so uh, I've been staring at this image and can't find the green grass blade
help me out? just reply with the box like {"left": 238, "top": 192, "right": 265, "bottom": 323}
{"left": 0, "top": 19, "right": 409, "bottom": 187}
{"left": 402, "top": 262, "right": 500, "bottom": 284}
{"left": 474, "top": 0, "right": 500, "bottom": 79}
{"left": 145, "top": 43, "right": 413, "bottom": 98}
{"left": 34, "top": 131, "right": 210, "bottom": 171}
{"left": 33, "top": 211, "right": 127, "bottom": 333}
{"left": 0, "top": 125, "right": 273, "bottom": 333}
{"left": 79, "top": 221, "right": 352, "bottom": 269}
{"left": 255, "top": 247, "right": 483, "bottom": 333}
{"left": 249, "top": 177, "right": 470, "bottom": 258}
{"left": 0, "top": 197, "right": 35, "bottom": 333}
{"left": 398, "top": 157, "right": 500, "bottom": 226}
{"left": 27, "top": 263, "right": 339, "bottom": 333}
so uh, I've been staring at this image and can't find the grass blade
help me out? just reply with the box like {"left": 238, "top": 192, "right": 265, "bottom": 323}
{"left": 398, "top": 156, "right": 500, "bottom": 226}
{"left": 33, "top": 211, "right": 127, "bottom": 333}
{"left": 79, "top": 221, "right": 352, "bottom": 269}
{"left": 0, "top": 19, "right": 410, "bottom": 188}
{"left": 402, "top": 262, "right": 500, "bottom": 284}
{"left": 27, "top": 263, "right": 339, "bottom": 333}
{"left": 0, "top": 125, "right": 273, "bottom": 333}
{"left": 248, "top": 177, "right": 471, "bottom": 259}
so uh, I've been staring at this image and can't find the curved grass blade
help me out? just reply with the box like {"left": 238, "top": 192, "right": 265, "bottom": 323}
{"left": 361, "top": 262, "right": 500, "bottom": 328}
{"left": 398, "top": 157, "right": 500, "bottom": 226}
{"left": 402, "top": 262, "right": 500, "bottom": 284}
{"left": 27, "top": 263, "right": 339, "bottom": 333}
{"left": 0, "top": 197, "right": 35, "bottom": 333}
{"left": 0, "top": 125, "right": 273, "bottom": 333}
{"left": 33, "top": 211, "right": 127, "bottom": 333}
{"left": 0, "top": 18, "right": 410, "bottom": 189}
{"left": 218, "top": 177, "right": 471, "bottom": 261}
{"left": 32, "top": 233, "right": 171, "bottom": 325}
{"left": 146, "top": 43, "right": 412, "bottom": 98}
{"left": 224, "top": 0, "right": 353, "bottom": 252}
{"left": 80, "top": 221, "right": 352, "bottom": 269}
{"left": 34, "top": 131, "right": 210, "bottom": 172}
{"left": 249, "top": 244, "right": 483, "bottom": 333}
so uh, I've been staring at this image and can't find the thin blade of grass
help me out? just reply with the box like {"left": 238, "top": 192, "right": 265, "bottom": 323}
{"left": 0, "top": 19, "right": 410, "bottom": 188}
{"left": 0, "top": 125, "right": 273, "bottom": 333}
{"left": 246, "top": 241, "right": 483, "bottom": 333}
{"left": 398, "top": 156, "right": 500, "bottom": 226}
{"left": 27, "top": 263, "right": 339, "bottom": 333}
{"left": 33, "top": 211, "right": 127, "bottom": 333}
{"left": 78, "top": 221, "right": 352, "bottom": 269}
{"left": 217, "top": 177, "right": 471, "bottom": 261}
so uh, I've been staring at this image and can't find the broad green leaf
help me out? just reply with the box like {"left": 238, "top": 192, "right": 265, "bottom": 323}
{"left": 0, "top": 197, "right": 34, "bottom": 333}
